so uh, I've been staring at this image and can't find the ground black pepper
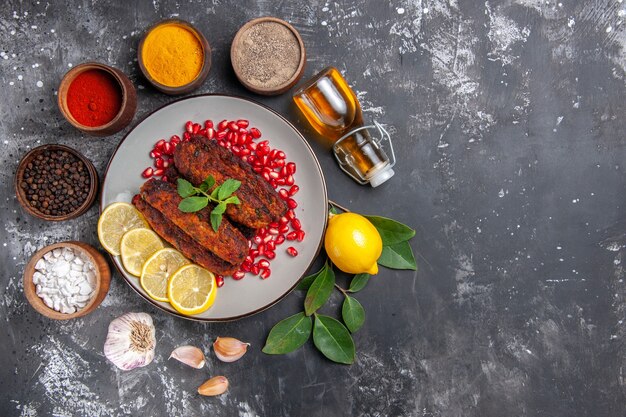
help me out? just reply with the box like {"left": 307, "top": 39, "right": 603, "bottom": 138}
{"left": 20, "top": 149, "right": 90, "bottom": 217}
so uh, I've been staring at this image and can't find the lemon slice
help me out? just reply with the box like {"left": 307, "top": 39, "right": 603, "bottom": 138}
{"left": 140, "top": 248, "right": 189, "bottom": 302}
{"left": 98, "top": 202, "right": 149, "bottom": 256}
{"left": 167, "top": 264, "right": 217, "bottom": 316}
{"left": 120, "top": 228, "right": 164, "bottom": 276}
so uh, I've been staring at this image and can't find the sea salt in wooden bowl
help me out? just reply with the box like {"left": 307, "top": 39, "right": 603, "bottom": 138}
{"left": 231, "top": 17, "right": 306, "bottom": 96}
{"left": 58, "top": 62, "right": 137, "bottom": 136}
{"left": 23, "top": 241, "right": 111, "bottom": 320}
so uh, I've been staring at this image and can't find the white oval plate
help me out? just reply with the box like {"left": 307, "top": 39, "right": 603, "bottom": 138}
{"left": 101, "top": 95, "right": 327, "bottom": 321}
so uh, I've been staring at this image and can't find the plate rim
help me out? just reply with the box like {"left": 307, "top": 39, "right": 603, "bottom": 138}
{"left": 100, "top": 93, "right": 328, "bottom": 322}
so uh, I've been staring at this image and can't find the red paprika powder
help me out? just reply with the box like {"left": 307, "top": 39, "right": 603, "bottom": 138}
{"left": 67, "top": 69, "right": 122, "bottom": 127}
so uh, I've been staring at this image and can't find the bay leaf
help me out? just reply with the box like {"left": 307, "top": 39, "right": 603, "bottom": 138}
{"left": 342, "top": 296, "right": 365, "bottom": 333}
{"left": 304, "top": 264, "right": 335, "bottom": 316}
{"left": 262, "top": 312, "right": 312, "bottom": 355}
{"left": 377, "top": 241, "right": 417, "bottom": 270}
{"left": 348, "top": 273, "right": 370, "bottom": 293}
{"left": 364, "top": 215, "right": 415, "bottom": 246}
{"left": 313, "top": 314, "right": 355, "bottom": 364}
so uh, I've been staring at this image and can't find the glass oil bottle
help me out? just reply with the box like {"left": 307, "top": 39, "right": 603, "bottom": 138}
{"left": 293, "top": 67, "right": 395, "bottom": 187}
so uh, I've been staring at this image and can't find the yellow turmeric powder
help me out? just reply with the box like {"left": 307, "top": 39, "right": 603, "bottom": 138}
{"left": 142, "top": 23, "right": 203, "bottom": 87}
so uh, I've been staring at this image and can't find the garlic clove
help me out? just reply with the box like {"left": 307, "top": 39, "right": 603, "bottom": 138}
{"left": 169, "top": 345, "right": 205, "bottom": 369}
{"left": 104, "top": 312, "right": 156, "bottom": 371}
{"left": 213, "top": 337, "right": 250, "bottom": 363}
{"left": 198, "top": 376, "right": 229, "bottom": 396}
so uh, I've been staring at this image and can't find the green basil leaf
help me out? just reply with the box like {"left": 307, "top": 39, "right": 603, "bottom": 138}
{"left": 342, "top": 296, "right": 365, "bottom": 333}
{"left": 313, "top": 314, "right": 355, "bottom": 364}
{"left": 210, "top": 212, "right": 222, "bottom": 232}
{"left": 262, "top": 312, "right": 312, "bottom": 354}
{"left": 177, "top": 178, "right": 196, "bottom": 198}
{"left": 377, "top": 241, "right": 417, "bottom": 270}
{"left": 211, "top": 202, "right": 227, "bottom": 215}
{"left": 200, "top": 175, "right": 216, "bottom": 192}
{"left": 348, "top": 273, "right": 370, "bottom": 293}
{"left": 304, "top": 263, "right": 335, "bottom": 316}
{"left": 296, "top": 269, "right": 322, "bottom": 291}
{"left": 329, "top": 205, "right": 339, "bottom": 215}
{"left": 218, "top": 178, "right": 242, "bottom": 200}
{"left": 178, "top": 196, "right": 208, "bottom": 212}
{"left": 225, "top": 195, "right": 240, "bottom": 205}
{"left": 364, "top": 215, "right": 415, "bottom": 246}
{"left": 210, "top": 186, "right": 220, "bottom": 200}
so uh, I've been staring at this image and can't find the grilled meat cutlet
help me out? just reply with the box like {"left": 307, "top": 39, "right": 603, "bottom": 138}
{"left": 174, "top": 135, "right": 287, "bottom": 229}
{"left": 139, "top": 179, "right": 247, "bottom": 266}
{"left": 134, "top": 197, "right": 239, "bottom": 275}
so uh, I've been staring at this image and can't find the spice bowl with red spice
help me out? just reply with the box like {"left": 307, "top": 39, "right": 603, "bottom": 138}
{"left": 58, "top": 62, "right": 137, "bottom": 136}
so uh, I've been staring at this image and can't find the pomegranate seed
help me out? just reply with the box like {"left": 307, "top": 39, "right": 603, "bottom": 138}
{"left": 251, "top": 265, "right": 260, "bottom": 275}
{"left": 204, "top": 120, "right": 214, "bottom": 129}
{"left": 286, "top": 231, "right": 298, "bottom": 240}
{"left": 275, "top": 178, "right": 286, "bottom": 186}
{"left": 236, "top": 119, "right": 249, "bottom": 128}
{"left": 260, "top": 268, "right": 271, "bottom": 279}
{"left": 250, "top": 249, "right": 260, "bottom": 257}
{"left": 291, "top": 218, "right": 302, "bottom": 230}
{"left": 268, "top": 227, "right": 279, "bottom": 235}
{"left": 265, "top": 250, "right": 276, "bottom": 260}
{"left": 269, "top": 171, "right": 280, "bottom": 179}
{"left": 253, "top": 236, "right": 263, "bottom": 245}
{"left": 279, "top": 216, "right": 289, "bottom": 225}
{"left": 286, "top": 162, "right": 296, "bottom": 174}
{"left": 170, "top": 135, "right": 181, "bottom": 143}
{"left": 278, "top": 189, "right": 289, "bottom": 200}
{"left": 273, "top": 159, "right": 285, "bottom": 168}
{"left": 277, "top": 151, "right": 286, "bottom": 159}
{"left": 250, "top": 127, "right": 261, "bottom": 138}
{"left": 240, "top": 148, "right": 251, "bottom": 156}
{"left": 238, "top": 133, "right": 248, "bottom": 145}
{"left": 216, "top": 275, "right": 225, "bottom": 287}
{"left": 153, "top": 168, "right": 164, "bottom": 176}
{"left": 285, "top": 175, "right": 295, "bottom": 186}
{"left": 263, "top": 172, "right": 271, "bottom": 182}
{"left": 193, "top": 123, "right": 201, "bottom": 134}
{"left": 249, "top": 142, "right": 258, "bottom": 151}
{"left": 279, "top": 224, "right": 289, "bottom": 234}
{"left": 163, "top": 142, "right": 173, "bottom": 155}
{"left": 161, "top": 175, "right": 168, "bottom": 182}
{"left": 218, "top": 119, "right": 228, "bottom": 130}
{"left": 185, "top": 121, "right": 194, "bottom": 133}
{"left": 217, "top": 130, "right": 227, "bottom": 139}
{"left": 266, "top": 241, "right": 276, "bottom": 251}
{"left": 258, "top": 227, "right": 267, "bottom": 236}
{"left": 258, "top": 243, "right": 265, "bottom": 255}
{"left": 287, "top": 247, "right": 298, "bottom": 257}
{"left": 286, "top": 210, "right": 296, "bottom": 220}
{"left": 258, "top": 259, "right": 270, "bottom": 269}
{"left": 155, "top": 157, "right": 164, "bottom": 168}
{"left": 241, "top": 262, "right": 251, "bottom": 272}
{"left": 198, "top": 128, "right": 207, "bottom": 136}
{"left": 142, "top": 167, "right": 154, "bottom": 178}
{"left": 206, "top": 127, "right": 215, "bottom": 139}
{"left": 155, "top": 138, "right": 166, "bottom": 146}
{"left": 227, "top": 131, "right": 236, "bottom": 142}
{"left": 287, "top": 198, "right": 298, "bottom": 209}
{"left": 233, "top": 271, "right": 246, "bottom": 280}
{"left": 289, "top": 185, "right": 299, "bottom": 196}
{"left": 296, "top": 230, "right": 305, "bottom": 242}
{"left": 270, "top": 149, "right": 279, "bottom": 159}
{"left": 232, "top": 145, "right": 241, "bottom": 155}
{"left": 149, "top": 150, "right": 161, "bottom": 158}
{"left": 183, "top": 131, "right": 191, "bottom": 141}
{"left": 275, "top": 235, "right": 285, "bottom": 245}
{"left": 162, "top": 160, "right": 170, "bottom": 168}
{"left": 228, "top": 121, "right": 239, "bottom": 131}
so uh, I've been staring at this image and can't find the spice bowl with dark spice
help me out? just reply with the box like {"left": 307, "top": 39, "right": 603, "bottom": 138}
{"left": 14, "top": 144, "right": 99, "bottom": 221}
{"left": 58, "top": 62, "right": 137, "bottom": 136}
{"left": 231, "top": 17, "right": 306, "bottom": 95}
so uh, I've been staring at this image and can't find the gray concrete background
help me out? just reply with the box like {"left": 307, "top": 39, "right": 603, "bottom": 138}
{"left": 1, "top": 0, "right": 625, "bottom": 416}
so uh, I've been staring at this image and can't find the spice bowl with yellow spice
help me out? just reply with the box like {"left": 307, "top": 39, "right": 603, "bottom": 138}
{"left": 138, "top": 19, "right": 212, "bottom": 95}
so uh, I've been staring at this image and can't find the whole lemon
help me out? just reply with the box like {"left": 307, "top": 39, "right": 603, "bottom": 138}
{"left": 324, "top": 212, "right": 383, "bottom": 275}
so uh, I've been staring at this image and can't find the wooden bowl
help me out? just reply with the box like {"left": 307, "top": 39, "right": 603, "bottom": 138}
{"left": 23, "top": 241, "right": 111, "bottom": 320}
{"left": 15, "top": 144, "right": 98, "bottom": 221}
{"left": 58, "top": 62, "right": 137, "bottom": 136}
{"left": 138, "top": 19, "right": 212, "bottom": 95}
{"left": 231, "top": 17, "right": 306, "bottom": 96}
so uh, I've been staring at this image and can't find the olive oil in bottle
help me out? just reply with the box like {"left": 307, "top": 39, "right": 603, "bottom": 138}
{"left": 293, "top": 67, "right": 395, "bottom": 187}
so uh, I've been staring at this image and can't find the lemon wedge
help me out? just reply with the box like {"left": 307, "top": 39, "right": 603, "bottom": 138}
{"left": 167, "top": 264, "right": 217, "bottom": 316}
{"left": 140, "top": 248, "right": 190, "bottom": 302}
{"left": 120, "top": 228, "right": 164, "bottom": 276}
{"left": 98, "top": 202, "right": 149, "bottom": 256}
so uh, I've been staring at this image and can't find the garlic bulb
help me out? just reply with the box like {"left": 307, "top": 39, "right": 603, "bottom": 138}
{"left": 198, "top": 376, "right": 229, "bottom": 396}
{"left": 213, "top": 337, "right": 250, "bottom": 362}
{"left": 104, "top": 312, "right": 156, "bottom": 371}
{"left": 169, "top": 345, "right": 205, "bottom": 369}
